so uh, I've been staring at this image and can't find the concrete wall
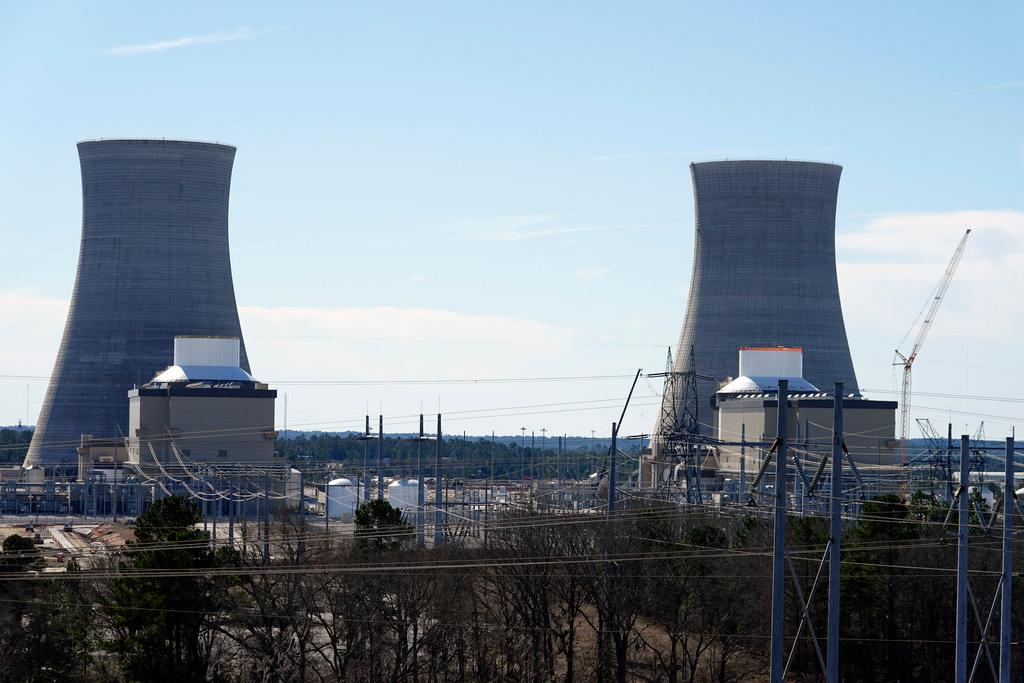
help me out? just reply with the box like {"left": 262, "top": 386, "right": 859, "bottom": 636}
{"left": 26, "top": 140, "right": 250, "bottom": 474}
{"left": 716, "top": 398, "right": 898, "bottom": 473}
{"left": 129, "top": 392, "right": 276, "bottom": 469}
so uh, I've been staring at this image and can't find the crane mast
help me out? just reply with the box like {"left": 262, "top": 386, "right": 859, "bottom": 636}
{"left": 895, "top": 228, "right": 971, "bottom": 454}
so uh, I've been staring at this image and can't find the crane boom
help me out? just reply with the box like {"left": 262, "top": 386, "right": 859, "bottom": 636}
{"left": 896, "top": 228, "right": 971, "bottom": 450}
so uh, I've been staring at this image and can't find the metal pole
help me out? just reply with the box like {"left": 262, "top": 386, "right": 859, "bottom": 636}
{"left": 434, "top": 414, "right": 443, "bottom": 547}
{"left": 363, "top": 414, "right": 370, "bottom": 503}
{"left": 484, "top": 432, "right": 491, "bottom": 549}
{"left": 955, "top": 434, "right": 970, "bottom": 683}
{"left": 212, "top": 477, "right": 218, "bottom": 542}
{"left": 263, "top": 476, "right": 270, "bottom": 566}
{"left": 740, "top": 423, "right": 747, "bottom": 500}
{"left": 202, "top": 467, "right": 207, "bottom": 533}
{"left": 417, "top": 414, "right": 425, "bottom": 549}
{"left": 607, "top": 422, "right": 617, "bottom": 515}
{"left": 826, "top": 382, "right": 843, "bottom": 683}
{"left": 558, "top": 435, "right": 564, "bottom": 509}
{"left": 947, "top": 422, "right": 954, "bottom": 500}
{"left": 520, "top": 427, "right": 526, "bottom": 486}
{"left": 530, "top": 431, "right": 535, "bottom": 508}
{"left": 770, "top": 379, "right": 789, "bottom": 683}
{"left": 228, "top": 479, "right": 235, "bottom": 545}
{"left": 377, "top": 415, "right": 384, "bottom": 501}
{"left": 297, "top": 468, "right": 305, "bottom": 564}
{"left": 999, "top": 436, "right": 1014, "bottom": 683}
{"left": 113, "top": 461, "right": 119, "bottom": 523}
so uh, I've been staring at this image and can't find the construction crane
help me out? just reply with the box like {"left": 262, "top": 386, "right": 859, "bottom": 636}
{"left": 894, "top": 228, "right": 971, "bottom": 454}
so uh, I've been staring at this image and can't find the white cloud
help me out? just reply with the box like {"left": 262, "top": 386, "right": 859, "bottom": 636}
{"left": 0, "top": 291, "right": 68, "bottom": 424}
{"left": 238, "top": 305, "right": 598, "bottom": 432}
{"left": 838, "top": 209, "right": 1024, "bottom": 262}
{"left": 840, "top": 209, "right": 1024, "bottom": 343}
{"left": 838, "top": 210, "right": 1024, "bottom": 432}
{"left": 240, "top": 305, "right": 570, "bottom": 373}
{"left": 572, "top": 267, "right": 608, "bottom": 282}
{"left": 104, "top": 26, "right": 258, "bottom": 56}
{"left": 956, "top": 80, "right": 1024, "bottom": 95}
{"left": 0, "top": 295, "right": 599, "bottom": 431}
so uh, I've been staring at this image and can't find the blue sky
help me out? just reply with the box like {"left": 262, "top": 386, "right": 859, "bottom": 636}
{"left": 1, "top": 2, "right": 1023, "bottom": 439}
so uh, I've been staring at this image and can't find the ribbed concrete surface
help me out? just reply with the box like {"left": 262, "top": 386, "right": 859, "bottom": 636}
{"left": 25, "top": 140, "right": 250, "bottom": 473}
{"left": 659, "top": 160, "right": 859, "bottom": 435}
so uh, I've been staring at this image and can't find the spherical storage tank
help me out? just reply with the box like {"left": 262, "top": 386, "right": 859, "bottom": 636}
{"left": 388, "top": 479, "right": 420, "bottom": 520}
{"left": 326, "top": 478, "right": 358, "bottom": 521}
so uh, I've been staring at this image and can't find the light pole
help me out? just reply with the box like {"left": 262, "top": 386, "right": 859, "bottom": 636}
{"left": 520, "top": 427, "right": 527, "bottom": 484}
{"left": 541, "top": 427, "right": 547, "bottom": 484}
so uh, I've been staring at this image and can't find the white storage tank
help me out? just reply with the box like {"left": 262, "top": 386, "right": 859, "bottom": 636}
{"left": 326, "top": 478, "right": 358, "bottom": 521}
{"left": 285, "top": 468, "right": 302, "bottom": 512}
{"left": 388, "top": 479, "right": 420, "bottom": 520}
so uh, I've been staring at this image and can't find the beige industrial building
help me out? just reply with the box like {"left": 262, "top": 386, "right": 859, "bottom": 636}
{"left": 126, "top": 336, "right": 279, "bottom": 473}
{"left": 641, "top": 348, "right": 898, "bottom": 487}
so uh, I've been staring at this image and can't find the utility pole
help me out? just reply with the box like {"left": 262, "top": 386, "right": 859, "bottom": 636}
{"left": 262, "top": 476, "right": 270, "bottom": 567}
{"left": 947, "top": 422, "right": 954, "bottom": 500}
{"left": 607, "top": 422, "right": 618, "bottom": 515}
{"left": 740, "top": 423, "right": 746, "bottom": 499}
{"left": 363, "top": 415, "right": 370, "bottom": 503}
{"left": 434, "top": 414, "right": 443, "bottom": 547}
{"left": 485, "top": 431, "right": 494, "bottom": 548}
{"left": 955, "top": 434, "right": 970, "bottom": 683}
{"left": 557, "top": 435, "right": 564, "bottom": 509}
{"left": 528, "top": 430, "right": 536, "bottom": 489}
{"left": 228, "top": 483, "right": 235, "bottom": 545}
{"left": 541, "top": 428, "right": 547, "bottom": 493}
{"left": 417, "top": 414, "right": 425, "bottom": 549}
{"left": 377, "top": 415, "right": 384, "bottom": 501}
{"left": 297, "top": 468, "right": 305, "bottom": 564}
{"left": 770, "top": 379, "right": 789, "bottom": 683}
{"left": 520, "top": 427, "right": 527, "bottom": 486}
{"left": 826, "top": 382, "right": 843, "bottom": 683}
{"left": 999, "top": 436, "right": 1014, "bottom": 683}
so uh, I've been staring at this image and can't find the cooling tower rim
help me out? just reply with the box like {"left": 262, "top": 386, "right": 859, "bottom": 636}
{"left": 690, "top": 159, "right": 842, "bottom": 171}
{"left": 76, "top": 138, "right": 237, "bottom": 152}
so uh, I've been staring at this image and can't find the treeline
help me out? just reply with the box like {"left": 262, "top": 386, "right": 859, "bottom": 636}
{"left": 277, "top": 432, "right": 614, "bottom": 481}
{"left": 0, "top": 428, "right": 31, "bottom": 464}
{"left": 0, "top": 493, "right": 1021, "bottom": 682}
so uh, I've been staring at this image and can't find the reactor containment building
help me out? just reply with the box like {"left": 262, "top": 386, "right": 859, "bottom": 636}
{"left": 656, "top": 160, "right": 860, "bottom": 441}
{"left": 24, "top": 139, "right": 250, "bottom": 476}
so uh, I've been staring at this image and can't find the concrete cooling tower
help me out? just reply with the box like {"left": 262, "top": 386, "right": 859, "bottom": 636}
{"left": 24, "top": 139, "right": 250, "bottom": 474}
{"left": 658, "top": 160, "right": 858, "bottom": 437}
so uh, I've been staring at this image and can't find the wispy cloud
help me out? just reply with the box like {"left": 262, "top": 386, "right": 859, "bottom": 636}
{"left": 837, "top": 209, "right": 1024, "bottom": 261}
{"left": 104, "top": 26, "right": 259, "bottom": 57}
{"left": 837, "top": 209, "right": 1024, "bottom": 343}
{"left": 956, "top": 80, "right": 1024, "bottom": 95}
{"left": 572, "top": 267, "right": 608, "bottom": 282}
{"left": 591, "top": 147, "right": 839, "bottom": 162}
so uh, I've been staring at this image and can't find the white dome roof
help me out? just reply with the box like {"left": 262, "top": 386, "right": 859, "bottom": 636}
{"left": 150, "top": 364, "right": 255, "bottom": 383}
{"left": 718, "top": 375, "right": 819, "bottom": 394}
